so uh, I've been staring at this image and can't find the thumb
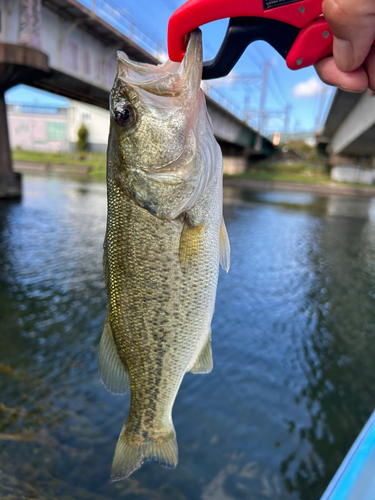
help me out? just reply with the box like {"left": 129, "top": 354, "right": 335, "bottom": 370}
{"left": 322, "top": 0, "right": 375, "bottom": 72}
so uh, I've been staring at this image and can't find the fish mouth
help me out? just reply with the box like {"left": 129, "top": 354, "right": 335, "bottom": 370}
{"left": 115, "top": 30, "right": 202, "bottom": 100}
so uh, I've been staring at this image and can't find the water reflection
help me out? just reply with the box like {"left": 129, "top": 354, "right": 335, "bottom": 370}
{"left": 1, "top": 175, "right": 375, "bottom": 499}
{"left": 224, "top": 187, "right": 375, "bottom": 221}
{"left": 280, "top": 210, "right": 375, "bottom": 499}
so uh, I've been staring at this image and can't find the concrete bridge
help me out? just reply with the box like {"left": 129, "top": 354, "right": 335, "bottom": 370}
{"left": 0, "top": 0, "right": 273, "bottom": 197}
{"left": 320, "top": 89, "right": 375, "bottom": 159}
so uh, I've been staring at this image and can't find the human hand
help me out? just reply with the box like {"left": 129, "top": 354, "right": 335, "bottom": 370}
{"left": 314, "top": 0, "right": 375, "bottom": 92}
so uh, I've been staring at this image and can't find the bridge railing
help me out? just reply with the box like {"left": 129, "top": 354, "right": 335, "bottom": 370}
{"left": 72, "top": 0, "right": 253, "bottom": 127}
{"left": 75, "top": 0, "right": 166, "bottom": 60}
{"left": 19, "top": 0, "right": 42, "bottom": 49}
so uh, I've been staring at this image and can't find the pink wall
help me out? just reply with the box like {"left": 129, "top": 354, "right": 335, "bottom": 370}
{"left": 7, "top": 108, "right": 68, "bottom": 152}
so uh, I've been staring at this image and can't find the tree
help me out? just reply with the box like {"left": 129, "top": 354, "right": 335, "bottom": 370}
{"left": 77, "top": 123, "right": 88, "bottom": 157}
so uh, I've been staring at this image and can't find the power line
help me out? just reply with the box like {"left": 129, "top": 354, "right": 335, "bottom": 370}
{"left": 315, "top": 86, "right": 330, "bottom": 132}
{"left": 159, "top": 0, "right": 178, "bottom": 11}
{"left": 269, "top": 66, "right": 288, "bottom": 106}
{"left": 245, "top": 46, "right": 264, "bottom": 68}
{"left": 253, "top": 43, "right": 268, "bottom": 62}
{"left": 320, "top": 88, "right": 334, "bottom": 126}
{"left": 244, "top": 49, "right": 262, "bottom": 70}
{"left": 247, "top": 45, "right": 291, "bottom": 123}
{"left": 218, "top": 74, "right": 263, "bottom": 83}
{"left": 271, "top": 64, "right": 290, "bottom": 102}
{"left": 284, "top": 103, "right": 291, "bottom": 133}
{"left": 259, "top": 61, "right": 270, "bottom": 133}
{"left": 249, "top": 43, "right": 294, "bottom": 119}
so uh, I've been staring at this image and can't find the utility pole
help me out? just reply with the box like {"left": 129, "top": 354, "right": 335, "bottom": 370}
{"left": 284, "top": 103, "right": 291, "bottom": 134}
{"left": 243, "top": 94, "right": 249, "bottom": 122}
{"left": 258, "top": 61, "right": 270, "bottom": 134}
{"left": 315, "top": 86, "right": 329, "bottom": 132}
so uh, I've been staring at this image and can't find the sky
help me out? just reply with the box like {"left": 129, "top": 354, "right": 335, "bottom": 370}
{"left": 6, "top": 0, "right": 335, "bottom": 134}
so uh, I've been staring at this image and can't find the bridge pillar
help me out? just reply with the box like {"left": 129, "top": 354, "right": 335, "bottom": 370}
{"left": 0, "top": 91, "right": 21, "bottom": 198}
{"left": 0, "top": 42, "right": 49, "bottom": 198}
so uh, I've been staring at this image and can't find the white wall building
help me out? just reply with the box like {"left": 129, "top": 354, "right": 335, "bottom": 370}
{"left": 67, "top": 99, "right": 109, "bottom": 153}
{"left": 7, "top": 99, "right": 110, "bottom": 153}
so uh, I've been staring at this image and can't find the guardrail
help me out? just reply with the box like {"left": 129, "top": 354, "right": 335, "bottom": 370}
{"left": 90, "top": 0, "right": 166, "bottom": 59}
{"left": 75, "top": 0, "right": 250, "bottom": 125}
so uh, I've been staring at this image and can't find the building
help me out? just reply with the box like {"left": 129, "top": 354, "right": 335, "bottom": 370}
{"left": 7, "top": 93, "right": 273, "bottom": 174}
{"left": 7, "top": 99, "right": 109, "bottom": 153}
{"left": 67, "top": 100, "right": 109, "bottom": 153}
{"left": 7, "top": 104, "right": 69, "bottom": 152}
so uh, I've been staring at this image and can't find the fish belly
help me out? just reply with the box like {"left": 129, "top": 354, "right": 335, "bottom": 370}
{"left": 106, "top": 177, "right": 221, "bottom": 448}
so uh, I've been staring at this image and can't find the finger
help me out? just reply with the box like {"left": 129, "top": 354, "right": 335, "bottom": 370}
{"left": 314, "top": 56, "right": 368, "bottom": 92}
{"left": 363, "top": 46, "right": 375, "bottom": 91}
{"left": 322, "top": 0, "right": 375, "bottom": 71}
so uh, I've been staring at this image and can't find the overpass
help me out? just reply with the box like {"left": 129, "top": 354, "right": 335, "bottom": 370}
{"left": 319, "top": 89, "right": 375, "bottom": 159}
{"left": 0, "top": 0, "right": 273, "bottom": 197}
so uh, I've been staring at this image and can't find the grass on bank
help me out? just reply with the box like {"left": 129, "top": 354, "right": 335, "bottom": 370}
{"left": 226, "top": 161, "right": 333, "bottom": 184}
{"left": 12, "top": 151, "right": 375, "bottom": 190}
{"left": 12, "top": 152, "right": 328, "bottom": 183}
{"left": 12, "top": 149, "right": 107, "bottom": 171}
{"left": 227, "top": 161, "right": 375, "bottom": 190}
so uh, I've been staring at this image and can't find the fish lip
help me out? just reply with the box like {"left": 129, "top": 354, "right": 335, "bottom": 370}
{"left": 115, "top": 51, "right": 183, "bottom": 97}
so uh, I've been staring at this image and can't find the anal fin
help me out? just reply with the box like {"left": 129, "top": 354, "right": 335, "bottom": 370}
{"left": 98, "top": 318, "right": 129, "bottom": 395}
{"left": 190, "top": 332, "right": 213, "bottom": 374}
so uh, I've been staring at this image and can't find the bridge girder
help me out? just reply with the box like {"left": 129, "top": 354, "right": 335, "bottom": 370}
{"left": 0, "top": 0, "right": 273, "bottom": 197}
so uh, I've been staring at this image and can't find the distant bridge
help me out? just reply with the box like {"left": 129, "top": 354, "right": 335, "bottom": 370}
{"left": 320, "top": 89, "right": 375, "bottom": 158}
{"left": 0, "top": 0, "right": 274, "bottom": 197}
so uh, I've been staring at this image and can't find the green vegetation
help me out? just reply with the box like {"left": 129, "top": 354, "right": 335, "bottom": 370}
{"left": 232, "top": 171, "right": 331, "bottom": 184}
{"left": 228, "top": 138, "right": 332, "bottom": 184}
{"left": 12, "top": 149, "right": 106, "bottom": 178}
{"left": 230, "top": 160, "right": 331, "bottom": 185}
{"left": 77, "top": 123, "right": 89, "bottom": 156}
{"left": 11, "top": 147, "right": 375, "bottom": 191}
{"left": 225, "top": 159, "right": 375, "bottom": 191}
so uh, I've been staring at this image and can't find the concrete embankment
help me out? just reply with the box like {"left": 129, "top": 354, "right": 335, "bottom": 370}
{"left": 224, "top": 177, "right": 375, "bottom": 198}
{"left": 14, "top": 161, "right": 91, "bottom": 174}
{"left": 13, "top": 162, "right": 375, "bottom": 198}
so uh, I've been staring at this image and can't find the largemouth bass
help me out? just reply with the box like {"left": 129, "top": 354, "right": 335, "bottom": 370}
{"left": 99, "top": 30, "right": 230, "bottom": 480}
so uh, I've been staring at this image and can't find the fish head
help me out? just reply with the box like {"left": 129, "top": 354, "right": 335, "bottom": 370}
{"left": 108, "top": 30, "right": 219, "bottom": 220}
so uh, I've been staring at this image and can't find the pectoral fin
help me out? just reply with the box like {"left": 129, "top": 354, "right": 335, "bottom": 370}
{"left": 179, "top": 220, "right": 205, "bottom": 270}
{"left": 98, "top": 318, "right": 129, "bottom": 395}
{"left": 190, "top": 332, "right": 213, "bottom": 374}
{"left": 219, "top": 217, "right": 230, "bottom": 273}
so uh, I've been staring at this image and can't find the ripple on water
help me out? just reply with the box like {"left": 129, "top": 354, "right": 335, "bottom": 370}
{"left": 1, "top": 176, "right": 375, "bottom": 499}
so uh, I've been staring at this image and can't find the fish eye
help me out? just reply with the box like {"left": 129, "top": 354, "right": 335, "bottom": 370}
{"left": 114, "top": 104, "right": 135, "bottom": 127}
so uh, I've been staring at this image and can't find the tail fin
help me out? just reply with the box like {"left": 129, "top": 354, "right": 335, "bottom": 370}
{"left": 111, "top": 424, "right": 178, "bottom": 480}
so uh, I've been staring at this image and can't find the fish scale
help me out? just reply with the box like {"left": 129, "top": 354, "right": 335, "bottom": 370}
{"left": 107, "top": 178, "right": 220, "bottom": 429}
{"left": 98, "top": 30, "right": 230, "bottom": 480}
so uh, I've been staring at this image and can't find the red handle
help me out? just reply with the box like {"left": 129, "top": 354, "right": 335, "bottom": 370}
{"left": 168, "top": 0, "right": 323, "bottom": 62}
{"left": 286, "top": 18, "right": 333, "bottom": 69}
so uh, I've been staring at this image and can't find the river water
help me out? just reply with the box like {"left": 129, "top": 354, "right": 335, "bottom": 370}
{"left": 1, "top": 174, "right": 375, "bottom": 500}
